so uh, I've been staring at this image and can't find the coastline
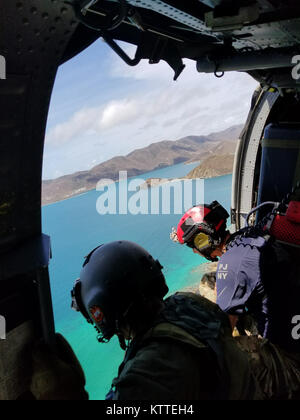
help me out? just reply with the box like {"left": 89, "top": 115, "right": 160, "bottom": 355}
{"left": 42, "top": 161, "right": 202, "bottom": 207}
{"left": 42, "top": 170, "right": 233, "bottom": 207}
{"left": 182, "top": 262, "right": 218, "bottom": 302}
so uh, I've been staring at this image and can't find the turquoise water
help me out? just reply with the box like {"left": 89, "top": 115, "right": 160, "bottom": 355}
{"left": 42, "top": 162, "right": 232, "bottom": 400}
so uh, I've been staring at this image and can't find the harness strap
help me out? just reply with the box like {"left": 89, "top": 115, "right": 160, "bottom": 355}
{"left": 108, "top": 294, "right": 231, "bottom": 400}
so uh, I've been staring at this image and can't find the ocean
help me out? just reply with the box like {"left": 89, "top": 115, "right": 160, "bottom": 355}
{"left": 42, "top": 162, "right": 232, "bottom": 400}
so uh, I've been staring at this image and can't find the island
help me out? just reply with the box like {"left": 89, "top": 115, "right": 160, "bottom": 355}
{"left": 42, "top": 124, "right": 242, "bottom": 205}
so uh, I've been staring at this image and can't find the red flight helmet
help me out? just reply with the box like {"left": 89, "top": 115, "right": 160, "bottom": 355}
{"left": 177, "top": 201, "right": 229, "bottom": 261}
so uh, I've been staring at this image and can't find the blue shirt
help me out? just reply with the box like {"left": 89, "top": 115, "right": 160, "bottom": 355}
{"left": 216, "top": 235, "right": 300, "bottom": 353}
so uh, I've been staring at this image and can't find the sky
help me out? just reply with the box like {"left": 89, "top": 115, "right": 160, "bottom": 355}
{"left": 43, "top": 39, "right": 258, "bottom": 180}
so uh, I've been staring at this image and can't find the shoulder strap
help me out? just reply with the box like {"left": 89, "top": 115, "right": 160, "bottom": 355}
{"left": 227, "top": 226, "right": 272, "bottom": 251}
{"left": 110, "top": 294, "right": 231, "bottom": 400}
{"left": 149, "top": 295, "right": 230, "bottom": 386}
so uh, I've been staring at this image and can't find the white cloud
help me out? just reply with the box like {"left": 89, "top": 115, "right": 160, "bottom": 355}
{"left": 99, "top": 99, "right": 139, "bottom": 130}
{"left": 46, "top": 106, "right": 101, "bottom": 145}
{"left": 46, "top": 99, "right": 141, "bottom": 146}
{"left": 44, "top": 50, "right": 258, "bottom": 179}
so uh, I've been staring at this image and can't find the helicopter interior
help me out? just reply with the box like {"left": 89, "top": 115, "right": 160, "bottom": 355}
{"left": 0, "top": 0, "right": 300, "bottom": 400}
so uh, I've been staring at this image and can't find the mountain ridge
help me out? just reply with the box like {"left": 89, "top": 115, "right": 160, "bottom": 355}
{"left": 42, "top": 124, "right": 243, "bottom": 205}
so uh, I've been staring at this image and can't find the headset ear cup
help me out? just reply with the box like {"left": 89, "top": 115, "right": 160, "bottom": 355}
{"left": 193, "top": 233, "right": 210, "bottom": 251}
{"left": 71, "top": 281, "right": 92, "bottom": 323}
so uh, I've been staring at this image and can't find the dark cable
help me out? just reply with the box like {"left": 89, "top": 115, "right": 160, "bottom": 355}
{"left": 241, "top": 181, "right": 300, "bottom": 241}
{"left": 278, "top": 180, "right": 300, "bottom": 212}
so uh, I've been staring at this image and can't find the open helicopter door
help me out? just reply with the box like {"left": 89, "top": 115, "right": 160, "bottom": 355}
{"left": 0, "top": 235, "right": 55, "bottom": 400}
{"left": 231, "top": 88, "right": 280, "bottom": 230}
{"left": 257, "top": 123, "right": 300, "bottom": 213}
{"left": 232, "top": 89, "right": 300, "bottom": 230}
{"left": 0, "top": 0, "right": 81, "bottom": 400}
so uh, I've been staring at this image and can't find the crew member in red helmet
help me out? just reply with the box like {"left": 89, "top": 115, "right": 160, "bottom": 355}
{"left": 173, "top": 196, "right": 300, "bottom": 399}
{"left": 173, "top": 201, "right": 231, "bottom": 262}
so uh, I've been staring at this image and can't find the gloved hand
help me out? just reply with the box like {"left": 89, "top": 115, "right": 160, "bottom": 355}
{"left": 30, "top": 333, "right": 89, "bottom": 400}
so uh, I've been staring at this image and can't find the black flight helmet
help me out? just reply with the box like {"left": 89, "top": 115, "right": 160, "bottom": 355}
{"left": 71, "top": 241, "right": 168, "bottom": 344}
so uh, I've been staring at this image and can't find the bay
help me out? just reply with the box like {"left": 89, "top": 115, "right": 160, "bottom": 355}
{"left": 42, "top": 162, "right": 232, "bottom": 400}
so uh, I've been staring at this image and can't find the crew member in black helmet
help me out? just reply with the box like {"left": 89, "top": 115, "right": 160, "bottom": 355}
{"left": 30, "top": 241, "right": 261, "bottom": 400}
{"left": 71, "top": 241, "right": 260, "bottom": 400}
